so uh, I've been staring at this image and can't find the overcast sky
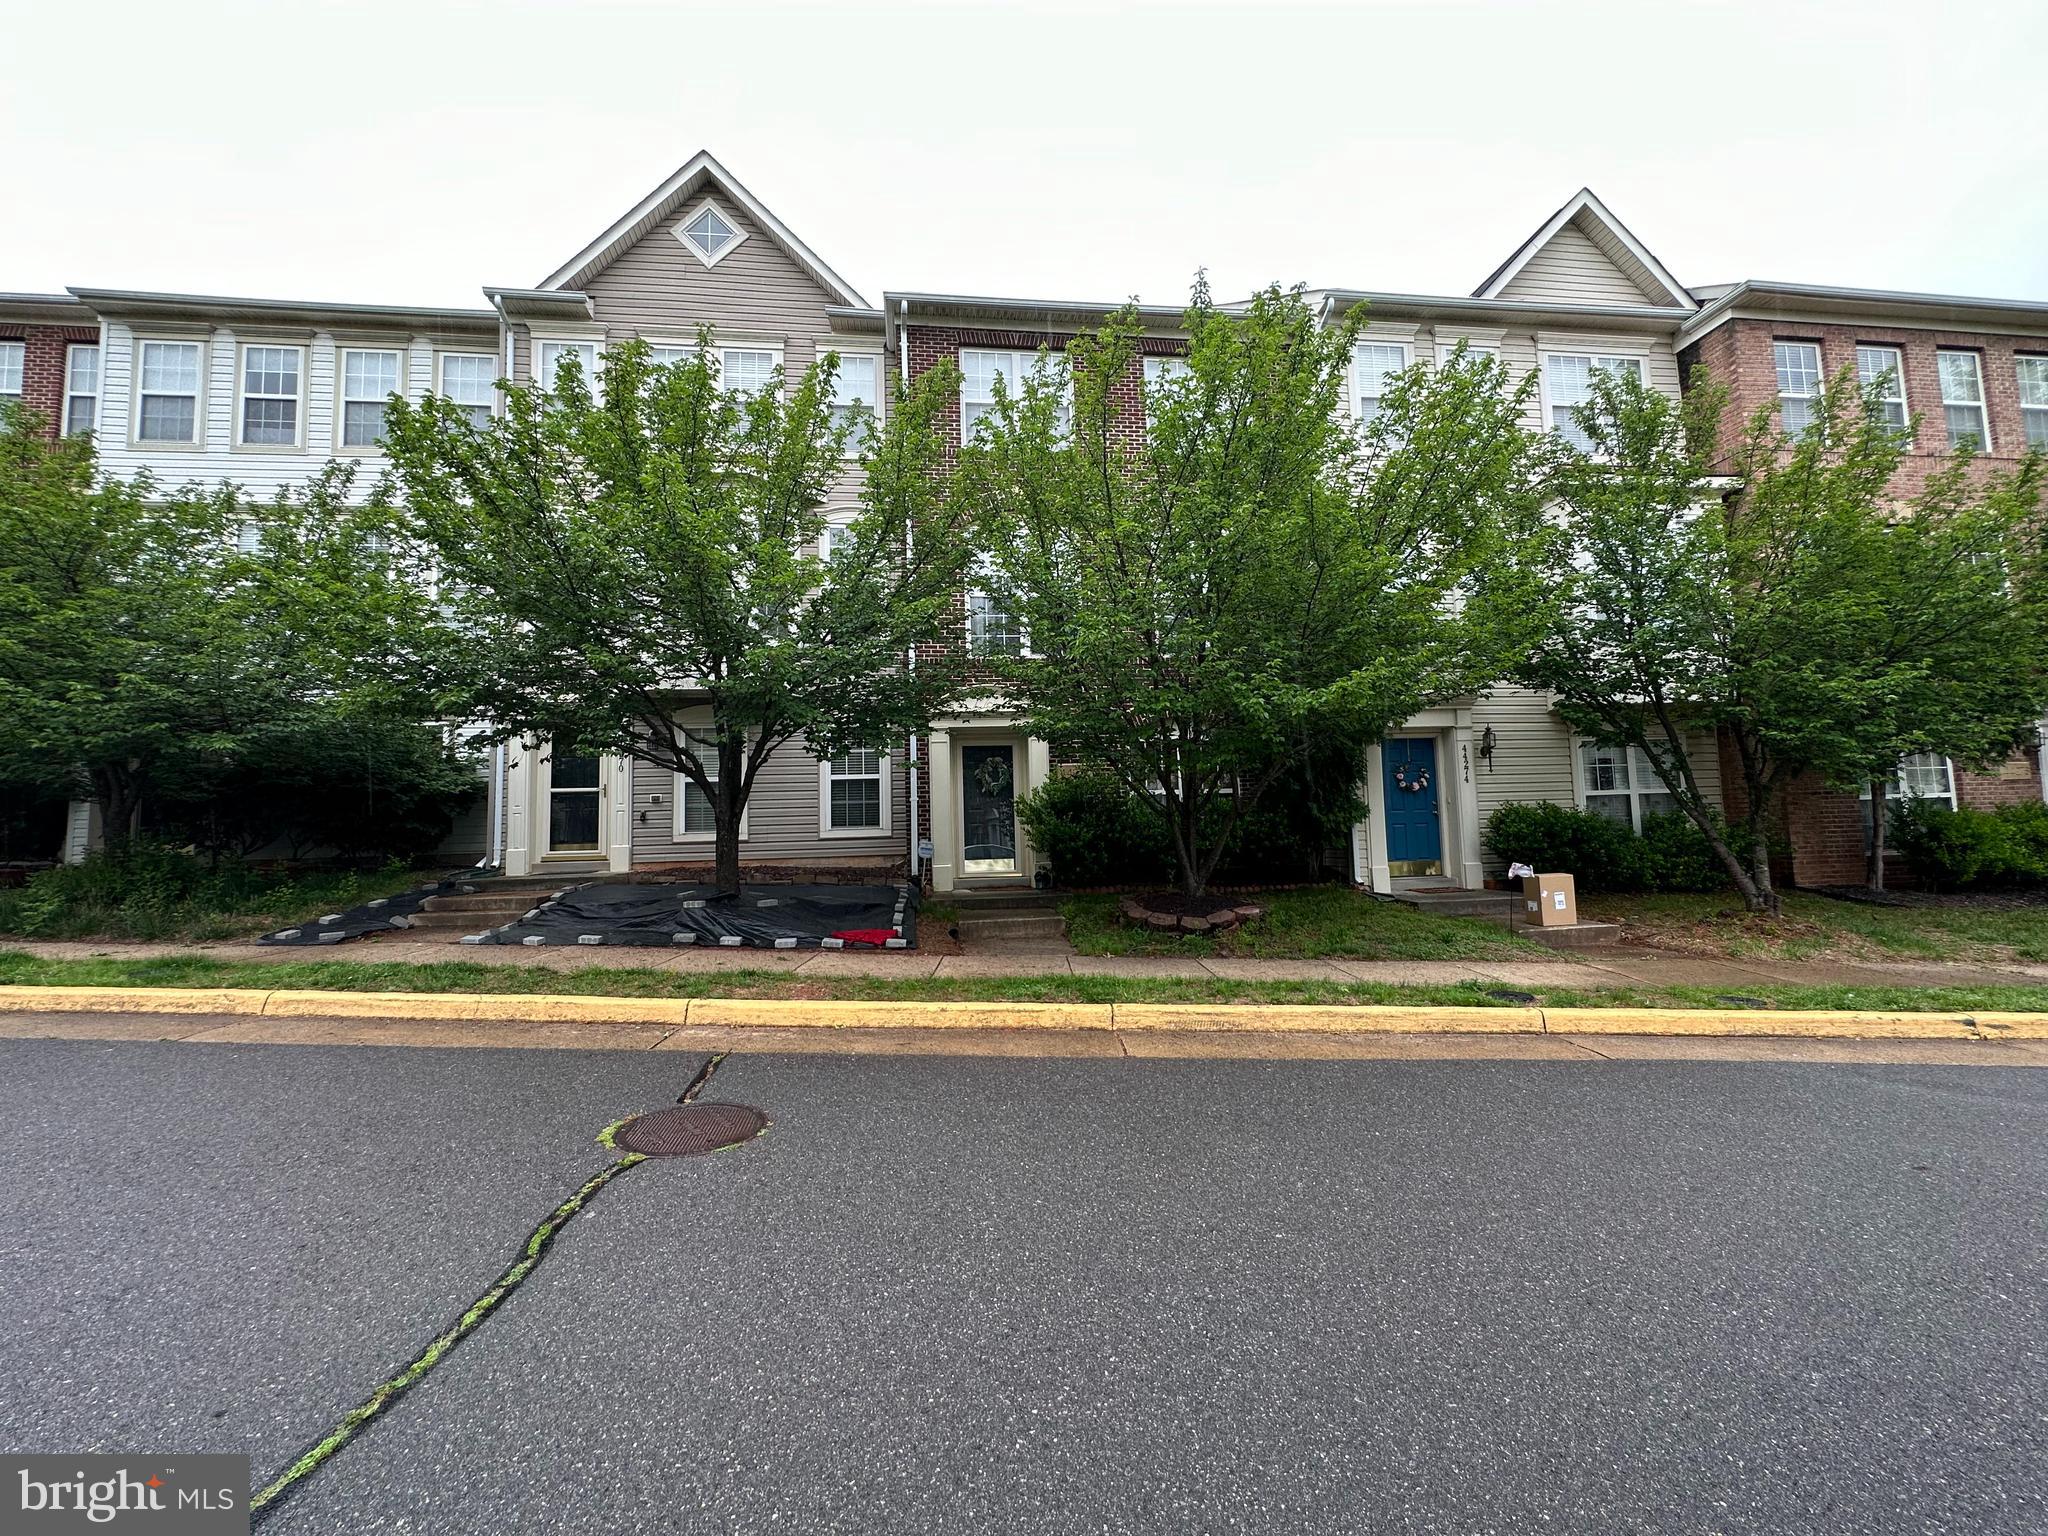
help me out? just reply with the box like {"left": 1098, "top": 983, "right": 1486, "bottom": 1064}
{"left": 5, "top": 0, "right": 2043, "bottom": 312}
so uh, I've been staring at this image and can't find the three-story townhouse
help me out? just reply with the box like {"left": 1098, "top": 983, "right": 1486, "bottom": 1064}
{"left": 1679, "top": 282, "right": 2048, "bottom": 886}
{"left": 0, "top": 292, "right": 103, "bottom": 439}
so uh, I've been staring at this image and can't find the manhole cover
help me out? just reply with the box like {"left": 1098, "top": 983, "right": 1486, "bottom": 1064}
{"left": 615, "top": 1103, "right": 768, "bottom": 1158}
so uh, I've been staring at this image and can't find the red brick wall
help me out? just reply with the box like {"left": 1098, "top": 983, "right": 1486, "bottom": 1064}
{"left": 1681, "top": 316, "right": 2045, "bottom": 498}
{"left": 1, "top": 324, "right": 98, "bottom": 439}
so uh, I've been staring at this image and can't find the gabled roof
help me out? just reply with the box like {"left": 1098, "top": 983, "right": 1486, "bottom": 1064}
{"left": 1473, "top": 188, "right": 1694, "bottom": 311}
{"left": 536, "top": 150, "right": 868, "bottom": 308}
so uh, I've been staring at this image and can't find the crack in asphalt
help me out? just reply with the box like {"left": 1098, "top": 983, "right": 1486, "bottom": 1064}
{"left": 248, "top": 1050, "right": 733, "bottom": 1523}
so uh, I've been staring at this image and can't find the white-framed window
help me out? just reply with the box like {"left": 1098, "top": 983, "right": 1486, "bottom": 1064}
{"left": 1142, "top": 355, "right": 1190, "bottom": 422}
{"left": 1861, "top": 752, "right": 1957, "bottom": 845}
{"left": 535, "top": 338, "right": 600, "bottom": 394}
{"left": 674, "top": 199, "right": 746, "bottom": 268}
{"left": 966, "top": 551, "right": 1028, "bottom": 658}
{"left": 826, "top": 351, "right": 880, "bottom": 434}
{"left": 2017, "top": 357, "right": 2048, "bottom": 450}
{"left": 718, "top": 346, "right": 781, "bottom": 400}
{"left": 64, "top": 344, "right": 98, "bottom": 435}
{"left": 1855, "top": 344, "right": 1908, "bottom": 434}
{"left": 237, "top": 343, "right": 304, "bottom": 447}
{"left": 339, "top": 348, "right": 403, "bottom": 449}
{"left": 1773, "top": 341, "right": 1823, "bottom": 436}
{"left": 820, "top": 747, "right": 890, "bottom": 836}
{"left": 1351, "top": 341, "right": 1409, "bottom": 428}
{"left": 1543, "top": 353, "right": 1644, "bottom": 452}
{"left": 818, "top": 511, "right": 858, "bottom": 563}
{"left": 960, "top": 347, "right": 1070, "bottom": 442}
{"left": 135, "top": 338, "right": 205, "bottom": 444}
{"left": 1937, "top": 350, "right": 1990, "bottom": 450}
{"left": 1577, "top": 740, "right": 1679, "bottom": 831}
{"left": 0, "top": 339, "right": 22, "bottom": 402}
{"left": 438, "top": 353, "right": 498, "bottom": 428}
{"left": 672, "top": 725, "right": 749, "bottom": 841}
{"left": 1435, "top": 338, "right": 1499, "bottom": 367}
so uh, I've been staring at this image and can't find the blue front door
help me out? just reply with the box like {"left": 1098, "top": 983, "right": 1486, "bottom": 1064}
{"left": 1382, "top": 738, "right": 1443, "bottom": 875}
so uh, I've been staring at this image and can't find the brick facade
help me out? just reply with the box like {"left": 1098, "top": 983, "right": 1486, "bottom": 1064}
{"left": 1685, "top": 311, "right": 2047, "bottom": 886}
{"left": 0, "top": 322, "right": 98, "bottom": 439}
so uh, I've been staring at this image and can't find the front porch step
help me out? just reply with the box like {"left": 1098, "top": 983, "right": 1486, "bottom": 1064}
{"left": 406, "top": 908, "right": 519, "bottom": 931}
{"left": 956, "top": 913, "right": 1069, "bottom": 942}
{"left": 1387, "top": 887, "right": 1519, "bottom": 921}
{"left": 1521, "top": 920, "right": 1622, "bottom": 949}
{"left": 948, "top": 888, "right": 1059, "bottom": 911}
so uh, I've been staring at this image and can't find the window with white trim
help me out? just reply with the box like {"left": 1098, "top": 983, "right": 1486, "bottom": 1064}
{"left": 339, "top": 348, "right": 402, "bottom": 448}
{"left": 1435, "top": 339, "right": 1499, "bottom": 367}
{"left": 1544, "top": 354, "right": 1643, "bottom": 452}
{"left": 438, "top": 353, "right": 497, "bottom": 428}
{"left": 673, "top": 727, "right": 748, "bottom": 840}
{"left": 961, "top": 348, "right": 1070, "bottom": 442}
{"left": 1861, "top": 752, "right": 1956, "bottom": 844}
{"left": 238, "top": 344, "right": 303, "bottom": 446}
{"left": 1855, "top": 344, "right": 1907, "bottom": 433}
{"left": 819, "top": 512, "right": 857, "bottom": 563}
{"left": 1141, "top": 355, "right": 1189, "bottom": 422}
{"left": 535, "top": 339, "right": 599, "bottom": 394}
{"left": 64, "top": 344, "right": 98, "bottom": 435}
{"left": 1351, "top": 341, "right": 1409, "bottom": 428}
{"left": 137, "top": 339, "right": 204, "bottom": 443}
{"left": 0, "top": 340, "right": 22, "bottom": 402}
{"left": 1937, "top": 350, "right": 1989, "bottom": 450}
{"left": 826, "top": 352, "right": 879, "bottom": 431}
{"left": 966, "top": 554, "right": 1026, "bottom": 657}
{"left": 1578, "top": 741, "right": 1679, "bottom": 831}
{"left": 1773, "top": 341, "right": 1822, "bottom": 436}
{"left": 719, "top": 347, "right": 779, "bottom": 400}
{"left": 822, "top": 748, "right": 888, "bottom": 834}
{"left": 2017, "top": 357, "right": 2048, "bottom": 450}
{"left": 675, "top": 202, "right": 744, "bottom": 267}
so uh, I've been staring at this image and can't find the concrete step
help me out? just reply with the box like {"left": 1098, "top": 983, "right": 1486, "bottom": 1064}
{"left": 948, "top": 888, "right": 1060, "bottom": 911}
{"left": 956, "top": 913, "right": 1069, "bottom": 942}
{"left": 423, "top": 892, "right": 550, "bottom": 914}
{"left": 406, "top": 909, "right": 515, "bottom": 932}
{"left": 1390, "top": 889, "right": 1520, "bottom": 920}
{"left": 1521, "top": 921, "right": 1622, "bottom": 949}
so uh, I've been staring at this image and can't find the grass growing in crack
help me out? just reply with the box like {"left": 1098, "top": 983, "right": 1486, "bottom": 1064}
{"left": 3, "top": 949, "right": 2045, "bottom": 1012}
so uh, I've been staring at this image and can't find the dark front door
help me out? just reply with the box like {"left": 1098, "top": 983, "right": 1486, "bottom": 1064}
{"left": 961, "top": 744, "right": 1018, "bottom": 876}
{"left": 547, "top": 751, "right": 602, "bottom": 853}
{"left": 1382, "top": 737, "right": 1442, "bottom": 876}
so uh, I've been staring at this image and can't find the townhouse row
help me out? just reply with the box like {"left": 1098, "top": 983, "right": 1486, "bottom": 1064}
{"left": 9, "top": 153, "right": 2047, "bottom": 892}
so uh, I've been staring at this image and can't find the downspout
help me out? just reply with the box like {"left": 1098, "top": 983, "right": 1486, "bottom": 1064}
{"left": 900, "top": 297, "right": 922, "bottom": 885}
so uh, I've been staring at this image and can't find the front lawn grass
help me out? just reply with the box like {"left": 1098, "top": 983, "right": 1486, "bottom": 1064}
{"left": 4, "top": 950, "right": 2042, "bottom": 1012}
{"left": 1580, "top": 891, "right": 2048, "bottom": 965}
{"left": 0, "top": 859, "right": 431, "bottom": 943}
{"left": 1061, "top": 887, "right": 1537, "bottom": 960}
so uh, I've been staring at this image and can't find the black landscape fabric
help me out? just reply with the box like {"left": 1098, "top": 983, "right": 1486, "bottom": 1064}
{"left": 257, "top": 871, "right": 500, "bottom": 946}
{"left": 475, "top": 881, "right": 916, "bottom": 949}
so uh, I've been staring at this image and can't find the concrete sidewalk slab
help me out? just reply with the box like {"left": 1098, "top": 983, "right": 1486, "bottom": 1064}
{"left": 794, "top": 952, "right": 943, "bottom": 978}
{"left": 1196, "top": 958, "right": 1352, "bottom": 982}
{"left": 933, "top": 953, "right": 1077, "bottom": 977}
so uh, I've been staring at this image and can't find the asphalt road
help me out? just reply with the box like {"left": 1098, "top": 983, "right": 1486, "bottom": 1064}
{"left": 1, "top": 1039, "right": 2042, "bottom": 1534}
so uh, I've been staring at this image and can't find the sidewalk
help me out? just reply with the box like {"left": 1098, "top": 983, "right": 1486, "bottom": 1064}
{"left": 7, "top": 938, "right": 2046, "bottom": 992}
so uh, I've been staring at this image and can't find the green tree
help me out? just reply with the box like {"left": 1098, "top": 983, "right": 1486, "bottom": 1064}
{"left": 378, "top": 336, "right": 972, "bottom": 893}
{"left": 0, "top": 408, "right": 431, "bottom": 850}
{"left": 960, "top": 286, "right": 1552, "bottom": 896}
{"left": 1524, "top": 364, "right": 2048, "bottom": 912}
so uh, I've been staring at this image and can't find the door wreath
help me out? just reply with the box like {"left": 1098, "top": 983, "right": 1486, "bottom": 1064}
{"left": 1392, "top": 763, "right": 1432, "bottom": 793}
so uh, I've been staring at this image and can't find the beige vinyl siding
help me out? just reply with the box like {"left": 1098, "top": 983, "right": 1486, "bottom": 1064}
{"left": 1336, "top": 325, "right": 1680, "bottom": 434}
{"left": 1497, "top": 223, "right": 1657, "bottom": 307}
{"left": 630, "top": 733, "right": 908, "bottom": 865}
{"left": 1469, "top": 687, "right": 1723, "bottom": 872}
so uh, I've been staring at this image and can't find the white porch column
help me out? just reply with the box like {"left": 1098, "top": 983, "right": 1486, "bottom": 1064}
{"left": 1021, "top": 737, "right": 1051, "bottom": 883}
{"left": 1362, "top": 740, "right": 1391, "bottom": 893}
{"left": 504, "top": 738, "right": 534, "bottom": 877}
{"left": 927, "top": 728, "right": 956, "bottom": 892}
{"left": 62, "top": 800, "right": 102, "bottom": 865}
{"left": 605, "top": 753, "right": 633, "bottom": 873}
{"left": 1449, "top": 723, "right": 1485, "bottom": 889}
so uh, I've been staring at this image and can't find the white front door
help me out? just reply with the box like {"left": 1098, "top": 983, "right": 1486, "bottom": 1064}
{"left": 542, "top": 749, "right": 603, "bottom": 857}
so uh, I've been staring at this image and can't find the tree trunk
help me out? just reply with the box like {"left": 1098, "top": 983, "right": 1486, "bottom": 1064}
{"left": 713, "top": 734, "right": 745, "bottom": 896}
{"left": 1865, "top": 778, "right": 1888, "bottom": 891}
{"left": 1749, "top": 820, "right": 1781, "bottom": 917}
{"left": 90, "top": 765, "right": 141, "bottom": 857}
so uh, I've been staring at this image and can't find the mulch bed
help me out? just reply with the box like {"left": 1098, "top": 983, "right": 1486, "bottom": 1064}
{"left": 1118, "top": 891, "right": 1267, "bottom": 936}
{"left": 1806, "top": 884, "right": 2048, "bottom": 912}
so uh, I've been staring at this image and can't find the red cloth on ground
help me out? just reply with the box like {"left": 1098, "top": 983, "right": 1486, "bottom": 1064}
{"left": 830, "top": 929, "right": 898, "bottom": 946}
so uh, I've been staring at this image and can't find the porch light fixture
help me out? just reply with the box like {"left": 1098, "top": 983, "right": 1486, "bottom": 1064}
{"left": 1479, "top": 726, "right": 1497, "bottom": 771}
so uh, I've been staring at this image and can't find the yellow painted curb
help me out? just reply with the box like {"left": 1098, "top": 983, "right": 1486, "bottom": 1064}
{"left": 1541, "top": 1007, "right": 1979, "bottom": 1039}
{"left": 686, "top": 998, "right": 1115, "bottom": 1032}
{"left": 1968, "top": 1012, "right": 2048, "bottom": 1039}
{"left": 0, "top": 985, "right": 272, "bottom": 1017}
{"left": 1111, "top": 1003, "right": 1543, "bottom": 1035}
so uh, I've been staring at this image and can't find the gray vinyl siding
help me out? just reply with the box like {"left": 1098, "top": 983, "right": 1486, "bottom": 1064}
{"left": 1469, "top": 686, "right": 1722, "bottom": 872}
{"left": 630, "top": 732, "right": 909, "bottom": 865}
{"left": 1497, "top": 223, "right": 1656, "bottom": 307}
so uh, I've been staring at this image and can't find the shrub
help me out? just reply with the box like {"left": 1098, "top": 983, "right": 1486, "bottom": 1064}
{"left": 1889, "top": 798, "right": 2048, "bottom": 890}
{"left": 1484, "top": 801, "right": 1643, "bottom": 891}
{"left": 1483, "top": 800, "right": 1728, "bottom": 894}
{"left": 1015, "top": 772, "right": 1173, "bottom": 887}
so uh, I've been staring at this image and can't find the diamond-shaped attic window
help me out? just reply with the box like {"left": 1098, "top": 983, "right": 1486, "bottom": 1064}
{"left": 678, "top": 204, "right": 741, "bottom": 266}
